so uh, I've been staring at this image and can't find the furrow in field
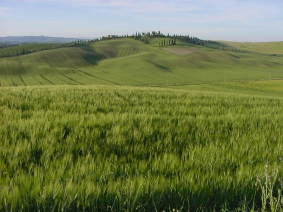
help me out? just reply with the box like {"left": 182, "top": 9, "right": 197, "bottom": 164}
{"left": 31, "top": 75, "right": 46, "bottom": 85}
{"left": 61, "top": 73, "right": 83, "bottom": 85}
{"left": 40, "top": 74, "right": 55, "bottom": 85}
{"left": 69, "top": 70, "right": 101, "bottom": 85}
{"left": 11, "top": 76, "right": 26, "bottom": 86}
{"left": 19, "top": 75, "right": 27, "bottom": 86}
{"left": 53, "top": 74, "right": 72, "bottom": 85}
{"left": 10, "top": 78, "right": 17, "bottom": 86}
{"left": 78, "top": 69, "right": 120, "bottom": 85}
{"left": 21, "top": 75, "right": 41, "bottom": 86}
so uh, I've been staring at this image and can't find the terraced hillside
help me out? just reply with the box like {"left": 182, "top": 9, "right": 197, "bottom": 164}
{"left": 0, "top": 38, "right": 283, "bottom": 87}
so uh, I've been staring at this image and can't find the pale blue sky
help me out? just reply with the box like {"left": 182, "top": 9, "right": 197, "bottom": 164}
{"left": 0, "top": 0, "right": 282, "bottom": 41}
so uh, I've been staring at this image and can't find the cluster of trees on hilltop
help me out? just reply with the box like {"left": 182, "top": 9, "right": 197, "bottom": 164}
{"left": 95, "top": 30, "right": 220, "bottom": 47}
{"left": 129, "top": 31, "right": 204, "bottom": 47}
{"left": 1, "top": 31, "right": 241, "bottom": 58}
{"left": 99, "top": 31, "right": 205, "bottom": 46}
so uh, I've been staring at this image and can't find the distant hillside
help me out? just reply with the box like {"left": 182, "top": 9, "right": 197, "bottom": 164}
{"left": 0, "top": 36, "right": 87, "bottom": 44}
{"left": 1, "top": 38, "right": 283, "bottom": 88}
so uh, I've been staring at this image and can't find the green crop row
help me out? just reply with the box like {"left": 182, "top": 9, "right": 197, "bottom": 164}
{"left": 0, "top": 85, "right": 283, "bottom": 211}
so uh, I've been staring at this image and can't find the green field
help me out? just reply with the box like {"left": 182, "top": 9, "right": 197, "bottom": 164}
{"left": 1, "top": 38, "right": 283, "bottom": 211}
{"left": 171, "top": 80, "right": 283, "bottom": 98}
{"left": 1, "top": 86, "right": 283, "bottom": 211}
{"left": 1, "top": 38, "right": 283, "bottom": 88}
{"left": 222, "top": 41, "right": 283, "bottom": 55}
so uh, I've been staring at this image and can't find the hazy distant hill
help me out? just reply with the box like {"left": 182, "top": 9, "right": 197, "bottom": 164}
{"left": 0, "top": 36, "right": 85, "bottom": 44}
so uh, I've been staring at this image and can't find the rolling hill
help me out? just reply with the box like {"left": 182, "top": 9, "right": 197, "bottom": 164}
{"left": 221, "top": 41, "right": 283, "bottom": 55}
{"left": 0, "top": 37, "right": 283, "bottom": 95}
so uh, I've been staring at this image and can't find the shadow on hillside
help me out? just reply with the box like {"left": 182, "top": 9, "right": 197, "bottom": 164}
{"left": 76, "top": 43, "right": 106, "bottom": 66}
{"left": 148, "top": 61, "right": 171, "bottom": 72}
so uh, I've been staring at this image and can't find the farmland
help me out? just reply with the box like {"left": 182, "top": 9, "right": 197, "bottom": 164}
{"left": 171, "top": 80, "right": 283, "bottom": 98}
{"left": 1, "top": 38, "right": 283, "bottom": 88}
{"left": 1, "top": 85, "right": 283, "bottom": 211}
{"left": 1, "top": 37, "right": 283, "bottom": 211}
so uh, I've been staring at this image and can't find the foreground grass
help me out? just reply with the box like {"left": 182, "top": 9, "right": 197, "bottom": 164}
{"left": 0, "top": 85, "right": 283, "bottom": 211}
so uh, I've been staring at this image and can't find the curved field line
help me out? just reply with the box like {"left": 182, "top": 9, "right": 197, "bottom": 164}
{"left": 53, "top": 74, "right": 71, "bottom": 85}
{"left": 31, "top": 75, "right": 43, "bottom": 85}
{"left": 71, "top": 70, "right": 99, "bottom": 84}
{"left": 19, "top": 75, "right": 27, "bottom": 86}
{"left": 10, "top": 78, "right": 17, "bottom": 86}
{"left": 40, "top": 74, "right": 55, "bottom": 85}
{"left": 61, "top": 73, "right": 83, "bottom": 85}
{"left": 78, "top": 69, "right": 120, "bottom": 85}
{"left": 30, "top": 75, "right": 45, "bottom": 85}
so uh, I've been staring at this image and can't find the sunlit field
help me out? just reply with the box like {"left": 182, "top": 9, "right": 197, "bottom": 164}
{"left": 1, "top": 85, "right": 283, "bottom": 211}
{"left": 1, "top": 38, "right": 283, "bottom": 87}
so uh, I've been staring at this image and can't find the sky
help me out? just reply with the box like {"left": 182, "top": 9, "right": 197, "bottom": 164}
{"left": 0, "top": 0, "right": 283, "bottom": 42}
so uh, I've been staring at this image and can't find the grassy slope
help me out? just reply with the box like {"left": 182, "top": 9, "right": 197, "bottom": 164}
{"left": 170, "top": 80, "right": 283, "bottom": 98}
{"left": 221, "top": 41, "right": 283, "bottom": 54}
{"left": 0, "top": 38, "right": 283, "bottom": 95}
{"left": 88, "top": 39, "right": 283, "bottom": 92}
